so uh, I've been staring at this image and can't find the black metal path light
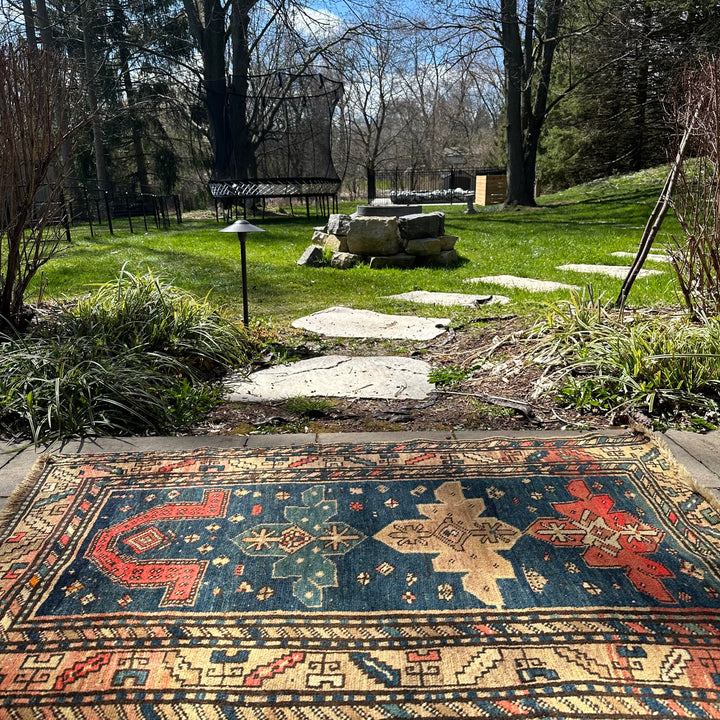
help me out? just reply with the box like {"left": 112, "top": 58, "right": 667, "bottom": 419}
{"left": 220, "top": 218, "right": 264, "bottom": 327}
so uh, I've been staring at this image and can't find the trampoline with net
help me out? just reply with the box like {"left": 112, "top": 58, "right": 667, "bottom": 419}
{"left": 207, "top": 72, "right": 343, "bottom": 218}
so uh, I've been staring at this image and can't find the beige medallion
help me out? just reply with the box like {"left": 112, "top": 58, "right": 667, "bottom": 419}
{"left": 374, "top": 481, "right": 521, "bottom": 607}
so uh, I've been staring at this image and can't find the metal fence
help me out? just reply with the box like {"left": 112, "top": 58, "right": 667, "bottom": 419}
{"left": 19, "top": 185, "right": 183, "bottom": 241}
{"left": 367, "top": 166, "right": 505, "bottom": 204}
{"left": 64, "top": 186, "right": 182, "bottom": 237}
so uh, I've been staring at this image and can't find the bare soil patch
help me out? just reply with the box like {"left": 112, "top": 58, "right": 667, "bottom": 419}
{"left": 194, "top": 316, "right": 617, "bottom": 436}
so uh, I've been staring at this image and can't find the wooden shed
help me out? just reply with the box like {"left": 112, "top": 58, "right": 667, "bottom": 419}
{"left": 475, "top": 173, "right": 507, "bottom": 205}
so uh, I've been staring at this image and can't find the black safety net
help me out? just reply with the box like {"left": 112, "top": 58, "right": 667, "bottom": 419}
{"left": 208, "top": 72, "right": 343, "bottom": 203}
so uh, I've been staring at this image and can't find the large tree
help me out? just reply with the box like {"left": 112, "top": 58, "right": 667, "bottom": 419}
{"left": 412, "top": 0, "right": 572, "bottom": 206}
{"left": 8, "top": 0, "right": 196, "bottom": 194}
{"left": 500, "top": 0, "right": 564, "bottom": 205}
{"left": 332, "top": 15, "right": 406, "bottom": 196}
{"left": 183, "top": 0, "right": 358, "bottom": 182}
{"left": 182, "top": 0, "right": 256, "bottom": 180}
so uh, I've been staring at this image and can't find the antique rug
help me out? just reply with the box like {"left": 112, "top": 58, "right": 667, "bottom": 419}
{"left": 1, "top": 434, "right": 720, "bottom": 718}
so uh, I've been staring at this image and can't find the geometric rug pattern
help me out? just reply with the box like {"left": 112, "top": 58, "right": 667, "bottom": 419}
{"left": 1, "top": 434, "right": 719, "bottom": 718}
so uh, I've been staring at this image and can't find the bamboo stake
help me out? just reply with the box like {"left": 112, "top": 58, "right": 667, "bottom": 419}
{"left": 615, "top": 105, "right": 701, "bottom": 308}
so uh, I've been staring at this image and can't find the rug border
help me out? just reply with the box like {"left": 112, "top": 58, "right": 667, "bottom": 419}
{"left": 0, "top": 454, "right": 54, "bottom": 537}
{"left": 2, "top": 430, "right": 718, "bottom": 524}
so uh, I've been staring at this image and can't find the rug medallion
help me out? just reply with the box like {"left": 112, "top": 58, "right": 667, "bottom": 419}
{"left": 1, "top": 434, "right": 719, "bottom": 718}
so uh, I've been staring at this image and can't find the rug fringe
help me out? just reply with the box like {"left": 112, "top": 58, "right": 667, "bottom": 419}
{"left": 629, "top": 419, "right": 720, "bottom": 516}
{"left": 0, "top": 454, "right": 55, "bottom": 535}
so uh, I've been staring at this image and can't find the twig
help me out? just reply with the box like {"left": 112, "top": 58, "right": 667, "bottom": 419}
{"left": 439, "top": 390, "right": 535, "bottom": 418}
{"left": 463, "top": 332, "right": 524, "bottom": 367}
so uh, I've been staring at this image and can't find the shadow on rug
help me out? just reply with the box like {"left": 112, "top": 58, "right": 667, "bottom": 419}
{"left": 1, "top": 434, "right": 719, "bottom": 718}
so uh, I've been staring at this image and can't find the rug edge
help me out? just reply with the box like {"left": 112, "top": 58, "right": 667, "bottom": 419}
{"left": 0, "top": 454, "right": 55, "bottom": 535}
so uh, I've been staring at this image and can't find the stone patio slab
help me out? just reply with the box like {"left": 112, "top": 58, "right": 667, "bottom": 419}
{"left": 465, "top": 275, "right": 580, "bottom": 292}
{"left": 292, "top": 306, "right": 449, "bottom": 339}
{"left": 556, "top": 264, "right": 662, "bottom": 279}
{"left": 611, "top": 251, "right": 670, "bottom": 263}
{"left": 382, "top": 290, "right": 510, "bottom": 307}
{"left": 226, "top": 355, "right": 435, "bottom": 402}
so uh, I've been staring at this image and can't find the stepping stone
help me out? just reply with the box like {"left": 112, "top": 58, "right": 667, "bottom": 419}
{"left": 466, "top": 275, "right": 580, "bottom": 292}
{"left": 556, "top": 264, "right": 662, "bottom": 279}
{"left": 611, "top": 251, "right": 670, "bottom": 263}
{"left": 383, "top": 291, "right": 510, "bottom": 307}
{"left": 227, "top": 355, "right": 435, "bottom": 401}
{"left": 292, "top": 306, "right": 449, "bottom": 340}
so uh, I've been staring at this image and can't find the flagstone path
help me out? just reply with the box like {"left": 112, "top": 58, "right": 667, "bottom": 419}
{"left": 382, "top": 290, "right": 510, "bottom": 307}
{"left": 248, "top": 246, "right": 667, "bottom": 407}
{"left": 611, "top": 251, "right": 669, "bottom": 263}
{"left": 466, "top": 275, "right": 580, "bottom": 292}
{"left": 556, "top": 263, "right": 662, "bottom": 279}
{"left": 227, "top": 355, "right": 435, "bottom": 402}
{"left": 292, "top": 306, "right": 450, "bottom": 340}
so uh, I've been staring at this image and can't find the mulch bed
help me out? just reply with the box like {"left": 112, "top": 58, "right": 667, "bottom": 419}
{"left": 194, "top": 316, "right": 619, "bottom": 436}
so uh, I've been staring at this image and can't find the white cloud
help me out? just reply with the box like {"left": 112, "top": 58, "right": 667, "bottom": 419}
{"left": 291, "top": 5, "right": 344, "bottom": 40}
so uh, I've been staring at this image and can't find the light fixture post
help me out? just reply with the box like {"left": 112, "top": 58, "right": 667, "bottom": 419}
{"left": 220, "top": 219, "right": 264, "bottom": 327}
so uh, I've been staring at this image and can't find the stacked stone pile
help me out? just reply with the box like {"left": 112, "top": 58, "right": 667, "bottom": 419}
{"left": 301, "top": 211, "right": 459, "bottom": 269}
{"left": 390, "top": 188, "right": 474, "bottom": 204}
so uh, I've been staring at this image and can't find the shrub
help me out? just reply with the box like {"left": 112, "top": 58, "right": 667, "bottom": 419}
{"left": 58, "top": 268, "right": 250, "bottom": 375}
{"left": 0, "top": 45, "right": 87, "bottom": 330}
{"left": 670, "top": 57, "right": 720, "bottom": 320}
{"left": 0, "top": 270, "right": 252, "bottom": 441}
{"left": 532, "top": 293, "right": 720, "bottom": 426}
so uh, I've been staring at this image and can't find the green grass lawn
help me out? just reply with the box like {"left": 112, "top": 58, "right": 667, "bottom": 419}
{"left": 36, "top": 167, "right": 682, "bottom": 325}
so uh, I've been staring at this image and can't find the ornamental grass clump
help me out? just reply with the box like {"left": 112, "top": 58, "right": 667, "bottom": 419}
{"left": 0, "top": 269, "right": 252, "bottom": 442}
{"left": 59, "top": 268, "right": 250, "bottom": 376}
{"left": 532, "top": 293, "right": 720, "bottom": 427}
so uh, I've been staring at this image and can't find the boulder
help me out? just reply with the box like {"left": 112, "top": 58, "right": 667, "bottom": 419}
{"left": 327, "top": 213, "right": 352, "bottom": 236}
{"left": 331, "top": 251, "right": 362, "bottom": 269}
{"left": 398, "top": 211, "right": 445, "bottom": 240}
{"left": 322, "top": 233, "right": 348, "bottom": 253}
{"left": 432, "top": 211, "right": 446, "bottom": 236}
{"left": 369, "top": 253, "right": 416, "bottom": 269}
{"left": 432, "top": 249, "right": 459, "bottom": 267}
{"left": 297, "top": 245, "right": 325, "bottom": 267}
{"left": 347, "top": 217, "right": 402, "bottom": 256}
{"left": 311, "top": 230, "right": 329, "bottom": 245}
{"left": 405, "top": 237, "right": 443, "bottom": 256}
{"left": 439, "top": 234, "right": 458, "bottom": 250}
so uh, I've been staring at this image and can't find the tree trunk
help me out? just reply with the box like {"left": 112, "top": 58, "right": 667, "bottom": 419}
{"left": 501, "top": 0, "right": 564, "bottom": 207}
{"left": 111, "top": 0, "right": 150, "bottom": 193}
{"left": 36, "top": 0, "right": 79, "bottom": 197}
{"left": 22, "top": 0, "right": 38, "bottom": 50}
{"left": 630, "top": 3, "right": 651, "bottom": 171}
{"left": 228, "top": 0, "right": 255, "bottom": 180}
{"left": 35, "top": 0, "right": 52, "bottom": 47}
{"left": 123, "top": 68, "right": 151, "bottom": 193}
{"left": 184, "top": 0, "right": 260, "bottom": 180}
{"left": 502, "top": 0, "right": 536, "bottom": 206}
{"left": 81, "top": 0, "right": 107, "bottom": 189}
{"left": 184, "top": 0, "right": 228, "bottom": 179}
